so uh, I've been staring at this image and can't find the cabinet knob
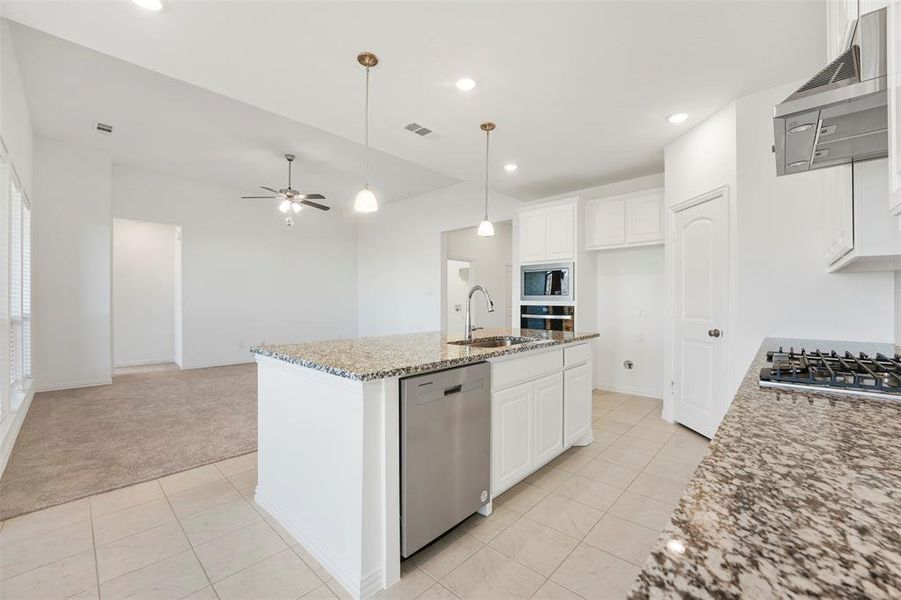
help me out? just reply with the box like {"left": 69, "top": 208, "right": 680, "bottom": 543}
{"left": 708, "top": 328, "right": 721, "bottom": 338}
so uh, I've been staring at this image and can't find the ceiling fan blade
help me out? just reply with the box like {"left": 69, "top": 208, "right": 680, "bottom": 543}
{"left": 299, "top": 199, "right": 330, "bottom": 211}
{"left": 298, "top": 193, "right": 326, "bottom": 200}
{"left": 260, "top": 186, "right": 279, "bottom": 193}
{"left": 242, "top": 195, "right": 276, "bottom": 199}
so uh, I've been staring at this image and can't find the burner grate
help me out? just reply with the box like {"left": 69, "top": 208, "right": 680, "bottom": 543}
{"left": 760, "top": 346, "right": 901, "bottom": 395}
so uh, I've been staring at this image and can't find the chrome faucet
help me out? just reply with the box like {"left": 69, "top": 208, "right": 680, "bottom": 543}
{"left": 465, "top": 285, "right": 495, "bottom": 341}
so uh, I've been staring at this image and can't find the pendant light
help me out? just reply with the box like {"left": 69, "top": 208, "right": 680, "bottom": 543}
{"left": 354, "top": 52, "right": 379, "bottom": 213}
{"left": 477, "top": 121, "right": 496, "bottom": 237}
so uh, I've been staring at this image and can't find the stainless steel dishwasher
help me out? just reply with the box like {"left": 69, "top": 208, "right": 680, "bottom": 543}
{"left": 400, "top": 362, "right": 490, "bottom": 558}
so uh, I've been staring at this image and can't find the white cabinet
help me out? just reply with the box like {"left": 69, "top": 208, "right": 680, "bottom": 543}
{"left": 519, "top": 209, "right": 547, "bottom": 263}
{"left": 585, "top": 188, "right": 664, "bottom": 251}
{"left": 563, "top": 363, "right": 592, "bottom": 447}
{"left": 545, "top": 204, "right": 576, "bottom": 261}
{"left": 518, "top": 201, "right": 576, "bottom": 264}
{"left": 889, "top": 0, "right": 901, "bottom": 213}
{"left": 829, "top": 158, "right": 901, "bottom": 271}
{"left": 491, "top": 381, "right": 534, "bottom": 494}
{"left": 585, "top": 200, "right": 625, "bottom": 248}
{"left": 489, "top": 344, "right": 592, "bottom": 497}
{"left": 826, "top": 0, "right": 859, "bottom": 59}
{"left": 824, "top": 166, "right": 855, "bottom": 265}
{"left": 532, "top": 373, "right": 564, "bottom": 467}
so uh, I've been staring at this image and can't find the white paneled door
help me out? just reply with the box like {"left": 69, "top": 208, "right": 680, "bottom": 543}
{"left": 673, "top": 189, "right": 728, "bottom": 438}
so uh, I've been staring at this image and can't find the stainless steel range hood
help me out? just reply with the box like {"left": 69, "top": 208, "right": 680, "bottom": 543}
{"left": 774, "top": 7, "right": 888, "bottom": 176}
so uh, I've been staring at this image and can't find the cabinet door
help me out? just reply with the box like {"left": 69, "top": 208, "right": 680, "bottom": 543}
{"left": 531, "top": 373, "right": 564, "bottom": 468}
{"left": 824, "top": 166, "right": 855, "bottom": 265}
{"left": 889, "top": 0, "right": 901, "bottom": 213}
{"left": 491, "top": 382, "right": 533, "bottom": 495}
{"left": 826, "top": 0, "right": 858, "bottom": 60}
{"left": 545, "top": 204, "right": 575, "bottom": 260}
{"left": 625, "top": 192, "right": 664, "bottom": 245}
{"left": 563, "top": 363, "right": 592, "bottom": 447}
{"left": 519, "top": 209, "right": 547, "bottom": 263}
{"left": 585, "top": 199, "right": 626, "bottom": 249}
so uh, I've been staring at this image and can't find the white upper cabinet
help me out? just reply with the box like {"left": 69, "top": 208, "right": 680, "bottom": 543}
{"left": 585, "top": 188, "right": 664, "bottom": 251}
{"left": 826, "top": 0, "right": 859, "bottom": 59}
{"left": 888, "top": 0, "right": 901, "bottom": 213}
{"left": 585, "top": 200, "right": 626, "bottom": 248}
{"left": 518, "top": 200, "right": 576, "bottom": 264}
{"left": 545, "top": 204, "right": 576, "bottom": 261}
{"left": 519, "top": 209, "right": 547, "bottom": 263}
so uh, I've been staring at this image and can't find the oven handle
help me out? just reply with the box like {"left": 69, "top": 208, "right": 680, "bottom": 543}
{"left": 520, "top": 314, "right": 573, "bottom": 320}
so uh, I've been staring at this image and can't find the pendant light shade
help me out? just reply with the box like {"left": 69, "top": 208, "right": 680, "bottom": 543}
{"left": 355, "top": 52, "right": 379, "bottom": 213}
{"left": 477, "top": 219, "right": 495, "bottom": 237}
{"left": 477, "top": 121, "right": 496, "bottom": 237}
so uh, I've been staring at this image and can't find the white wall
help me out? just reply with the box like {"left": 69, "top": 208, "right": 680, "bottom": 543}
{"left": 664, "top": 83, "right": 896, "bottom": 420}
{"left": 112, "top": 164, "right": 358, "bottom": 368}
{"left": 357, "top": 183, "right": 520, "bottom": 336}
{"left": 112, "top": 218, "right": 177, "bottom": 367}
{"left": 595, "top": 246, "right": 665, "bottom": 398}
{"left": 0, "top": 18, "right": 34, "bottom": 194}
{"left": 731, "top": 82, "right": 895, "bottom": 393}
{"left": 444, "top": 221, "right": 513, "bottom": 333}
{"left": 33, "top": 137, "right": 112, "bottom": 391}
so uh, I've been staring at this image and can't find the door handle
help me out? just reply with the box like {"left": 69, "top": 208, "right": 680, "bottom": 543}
{"left": 708, "top": 328, "right": 721, "bottom": 338}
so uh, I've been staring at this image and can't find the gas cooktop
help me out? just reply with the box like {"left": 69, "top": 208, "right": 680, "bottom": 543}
{"left": 759, "top": 346, "right": 901, "bottom": 400}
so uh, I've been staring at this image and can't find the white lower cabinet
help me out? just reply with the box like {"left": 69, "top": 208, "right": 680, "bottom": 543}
{"left": 491, "top": 381, "right": 534, "bottom": 494}
{"left": 531, "top": 373, "right": 564, "bottom": 468}
{"left": 490, "top": 344, "right": 593, "bottom": 497}
{"left": 563, "top": 363, "right": 592, "bottom": 447}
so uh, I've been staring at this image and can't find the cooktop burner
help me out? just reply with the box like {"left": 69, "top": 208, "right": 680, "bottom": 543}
{"left": 759, "top": 346, "right": 901, "bottom": 399}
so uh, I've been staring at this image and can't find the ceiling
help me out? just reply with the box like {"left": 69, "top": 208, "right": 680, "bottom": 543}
{"left": 3, "top": 1, "right": 827, "bottom": 201}
{"left": 6, "top": 23, "right": 457, "bottom": 211}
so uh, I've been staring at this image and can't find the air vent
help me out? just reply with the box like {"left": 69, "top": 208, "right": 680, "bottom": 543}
{"left": 404, "top": 122, "right": 436, "bottom": 138}
{"left": 95, "top": 121, "right": 114, "bottom": 134}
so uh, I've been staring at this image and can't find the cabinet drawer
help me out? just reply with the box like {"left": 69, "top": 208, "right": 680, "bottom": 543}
{"left": 491, "top": 349, "right": 563, "bottom": 390}
{"left": 564, "top": 344, "right": 590, "bottom": 367}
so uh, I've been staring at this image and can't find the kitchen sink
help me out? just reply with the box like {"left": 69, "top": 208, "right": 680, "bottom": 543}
{"left": 448, "top": 336, "right": 545, "bottom": 349}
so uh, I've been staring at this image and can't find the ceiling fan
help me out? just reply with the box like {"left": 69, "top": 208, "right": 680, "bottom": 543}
{"left": 242, "top": 154, "right": 329, "bottom": 225}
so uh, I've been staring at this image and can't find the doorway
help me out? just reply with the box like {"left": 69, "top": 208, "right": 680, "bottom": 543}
{"left": 441, "top": 221, "right": 513, "bottom": 335}
{"left": 670, "top": 188, "right": 729, "bottom": 438}
{"left": 112, "top": 218, "right": 182, "bottom": 370}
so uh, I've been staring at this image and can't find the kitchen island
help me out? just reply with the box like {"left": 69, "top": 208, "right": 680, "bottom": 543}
{"left": 631, "top": 338, "right": 901, "bottom": 599}
{"left": 251, "top": 328, "right": 598, "bottom": 599}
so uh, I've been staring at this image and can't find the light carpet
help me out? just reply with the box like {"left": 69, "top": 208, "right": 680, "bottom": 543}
{"left": 0, "top": 363, "right": 257, "bottom": 520}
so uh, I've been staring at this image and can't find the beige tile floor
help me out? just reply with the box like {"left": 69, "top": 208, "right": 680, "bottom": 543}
{"left": 0, "top": 391, "right": 709, "bottom": 600}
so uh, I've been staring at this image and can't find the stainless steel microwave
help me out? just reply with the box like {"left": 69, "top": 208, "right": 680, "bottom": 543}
{"left": 520, "top": 262, "right": 573, "bottom": 302}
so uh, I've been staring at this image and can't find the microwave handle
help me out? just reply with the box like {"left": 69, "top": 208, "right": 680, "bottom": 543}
{"left": 520, "top": 314, "right": 573, "bottom": 320}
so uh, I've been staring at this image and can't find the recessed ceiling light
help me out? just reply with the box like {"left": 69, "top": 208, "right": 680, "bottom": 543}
{"left": 455, "top": 78, "right": 476, "bottom": 91}
{"left": 504, "top": 164, "right": 518, "bottom": 172}
{"left": 132, "top": 0, "right": 163, "bottom": 10}
{"left": 668, "top": 112, "right": 688, "bottom": 124}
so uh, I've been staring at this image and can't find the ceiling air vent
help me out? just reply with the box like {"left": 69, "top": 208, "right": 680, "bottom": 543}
{"left": 95, "top": 121, "right": 114, "bottom": 134}
{"left": 404, "top": 122, "right": 436, "bottom": 138}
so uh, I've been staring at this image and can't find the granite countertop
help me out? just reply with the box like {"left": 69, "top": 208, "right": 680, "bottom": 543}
{"left": 251, "top": 328, "right": 598, "bottom": 381}
{"left": 631, "top": 338, "right": 901, "bottom": 599}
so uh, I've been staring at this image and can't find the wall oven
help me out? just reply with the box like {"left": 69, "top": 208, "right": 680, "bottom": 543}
{"left": 520, "top": 262, "right": 573, "bottom": 302}
{"left": 521, "top": 305, "right": 575, "bottom": 332}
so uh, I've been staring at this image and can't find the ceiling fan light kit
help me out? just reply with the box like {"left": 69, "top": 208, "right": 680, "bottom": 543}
{"left": 477, "top": 121, "right": 496, "bottom": 237}
{"left": 354, "top": 52, "right": 379, "bottom": 213}
{"left": 241, "top": 153, "right": 330, "bottom": 226}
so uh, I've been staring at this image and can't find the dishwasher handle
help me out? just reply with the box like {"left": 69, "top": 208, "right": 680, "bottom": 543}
{"left": 444, "top": 384, "right": 463, "bottom": 396}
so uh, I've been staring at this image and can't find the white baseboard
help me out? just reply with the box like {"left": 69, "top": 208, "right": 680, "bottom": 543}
{"left": 594, "top": 381, "right": 663, "bottom": 400}
{"left": 113, "top": 358, "right": 176, "bottom": 368}
{"left": 255, "top": 488, "right": 369, "bottom": 599}
{"left": 179, "top": 359, "right": 254, "bottom": 370}
{"left": 33, "top": 377, "right": 113, "bottom": 393}
{"left": 0, "top": 387, "right": 34, "bottom": 477}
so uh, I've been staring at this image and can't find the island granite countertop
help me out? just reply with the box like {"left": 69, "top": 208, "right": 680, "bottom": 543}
{"left": 631, "top": 338, "right": 901, "bottom": 599}
{"left": 251, "top": 328, "right": 598, "bottom": 381}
